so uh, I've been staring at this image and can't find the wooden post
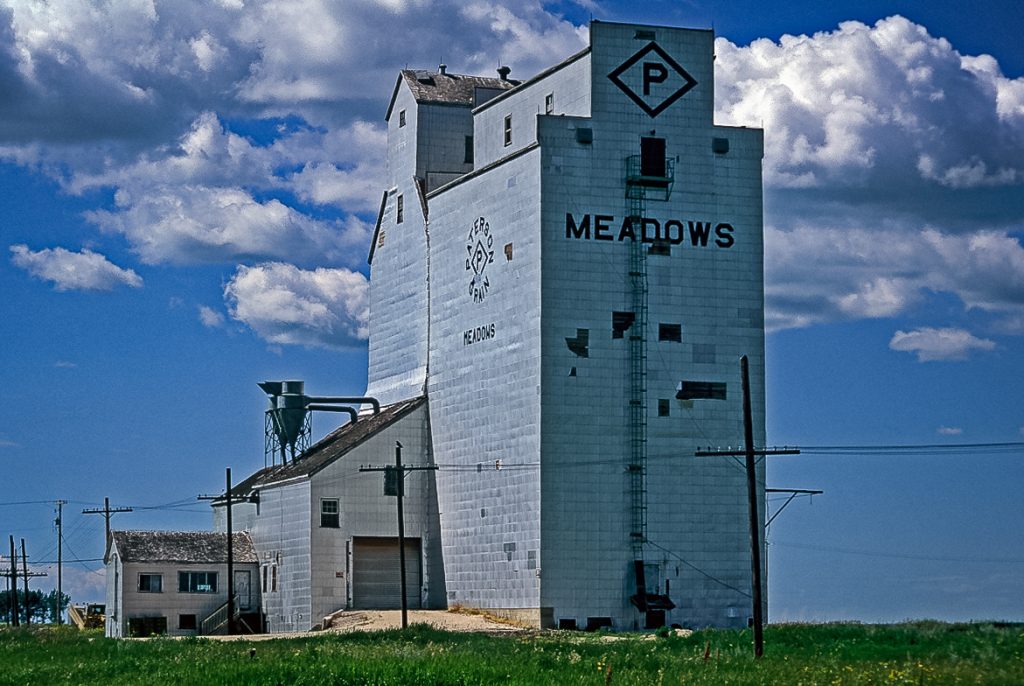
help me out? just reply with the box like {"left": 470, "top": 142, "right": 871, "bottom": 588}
{"left": 741, "top": 355, "right": 764, "bottom": 658}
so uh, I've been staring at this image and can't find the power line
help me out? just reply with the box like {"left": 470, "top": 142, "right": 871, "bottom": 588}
{"left": 797, "top": 442, "right": 1024, "bottom": 455}
{"left": 770, "top": 540, "right": 1024, "bottom": 564}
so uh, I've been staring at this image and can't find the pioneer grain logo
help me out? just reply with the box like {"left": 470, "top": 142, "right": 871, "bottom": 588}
{"left": 465, "top": 216, "right": 495, "bottom": 302}
{"left": 608, "top": 42, "right": 697, "bottom": 117}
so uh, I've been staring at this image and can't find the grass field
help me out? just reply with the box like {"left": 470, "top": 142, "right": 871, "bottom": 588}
{"left": 1, "top": 622, "right": 1021, "bottom": 685}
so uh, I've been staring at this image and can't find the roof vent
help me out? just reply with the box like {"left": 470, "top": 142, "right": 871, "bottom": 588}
{"left": 497, "top": 65, "right": 511, "bottom": 81}
{"left": 438, "top": 63, "right": 447, "bottom": 75}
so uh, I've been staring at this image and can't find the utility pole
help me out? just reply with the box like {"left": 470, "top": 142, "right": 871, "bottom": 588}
{"left": 17, "top": 539, "right": 45, "bottom": 626}
{"left": 360, "top": 441, "right": 437, "bottom": 629}
{"left": 695, "top": 356, "right": 800, "bottom": 659}
{"left": 21, "top": 539, "right": 30, "bottom": 626}
{"left": 226, "top": 468, "right": 234, "bottom": 636}
{"left": 8, "top": 536, "right": 18, "bottom": 627}
{"left": 83, "top": 497, "right": 132, "bottom": 555}
{"left": 55, "top": 499, "right": 66, "bottom": 625}
{"left": 198, "top": 468, "right": 236, "bottom": 635}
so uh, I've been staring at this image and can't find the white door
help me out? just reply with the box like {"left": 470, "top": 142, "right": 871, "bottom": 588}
{"left": 234, "top": 570, "right": 252, "bottom": 611}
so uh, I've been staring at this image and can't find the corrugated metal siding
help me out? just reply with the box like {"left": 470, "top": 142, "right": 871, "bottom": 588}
{"left": 352, "top": 537, "right": 422, "bottom": 610}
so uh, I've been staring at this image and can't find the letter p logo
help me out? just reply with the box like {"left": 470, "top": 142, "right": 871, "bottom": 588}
{"left": 609, "top": 42, "right": 698, "bottom": 118}
{"left": 642, "top": 62, "right": 668, "bottom": 95}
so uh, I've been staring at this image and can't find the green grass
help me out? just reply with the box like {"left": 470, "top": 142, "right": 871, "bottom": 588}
{"left": 1, "top": 622, "right": 1022, "bottom": 685}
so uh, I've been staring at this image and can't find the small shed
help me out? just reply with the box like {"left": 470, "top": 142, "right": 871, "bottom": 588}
{"left": 105, "top": 530, "right": 260, "bottom": 637}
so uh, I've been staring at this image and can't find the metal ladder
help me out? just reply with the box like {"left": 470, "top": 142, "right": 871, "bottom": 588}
{"left": 625, "top": 171, "right": 648, "bottom": 561}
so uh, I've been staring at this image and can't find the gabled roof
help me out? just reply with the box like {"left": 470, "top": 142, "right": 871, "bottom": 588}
{"left": 385, "top": 69, "right": 517, "bottom": 121}
{"left": 109, "top": 530, "right": 256, "bottom": 564}
{"left": 255, "top": 396, "right": 427, "bottom": 487}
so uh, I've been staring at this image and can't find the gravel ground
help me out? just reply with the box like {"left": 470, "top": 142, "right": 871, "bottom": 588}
{"left": 323, "top": 610, "right": 529, "bottom": 635}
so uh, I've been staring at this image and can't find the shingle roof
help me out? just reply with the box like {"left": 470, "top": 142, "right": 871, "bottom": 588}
{"left": 254, "top": 396, "right": 427, "bottom": 487}
{"left": 109, "top": 530, "right": 257, "bottom": 564}
{"left": 385, "top": 70, "right": 517, "bottom": 120}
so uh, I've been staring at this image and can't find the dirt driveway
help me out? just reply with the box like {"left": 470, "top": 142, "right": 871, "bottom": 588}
{"left": 323, "top": 610, "right": 528, "bottom": 634}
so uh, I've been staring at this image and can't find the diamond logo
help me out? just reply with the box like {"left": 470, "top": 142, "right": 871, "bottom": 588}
{"left": 608, "top": 42, "right": 697, "bottom": 118}
{"left": 465, "top": 216, "right": 494, "bottom": 303}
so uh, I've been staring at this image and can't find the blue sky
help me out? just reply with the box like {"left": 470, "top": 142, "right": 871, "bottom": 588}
{"left": 1, "top": 0, "right": 1022, "bottom": 622}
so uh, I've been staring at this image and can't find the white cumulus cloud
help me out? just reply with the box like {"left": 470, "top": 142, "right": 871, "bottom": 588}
{"left": 224, "top": 262, "right": 369, "bottom": 349}
{"left": 889, "top": 327, "right": 996, "bottom": 362}
{"left": 715, "top": 16, "right": 1024, "bottom": 193}
{"left": 198, "top": 305, "right": 226, "bottom": 328}
{"left": 765, "top": 226, "right": 1024, "bottom": 331}
{"left": 9, "top": 244, "right": 143, "bottom": 291}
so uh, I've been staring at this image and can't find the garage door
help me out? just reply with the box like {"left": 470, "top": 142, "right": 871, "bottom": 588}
{"left": 352, "top": 537, "right": 422, "bottom": 609}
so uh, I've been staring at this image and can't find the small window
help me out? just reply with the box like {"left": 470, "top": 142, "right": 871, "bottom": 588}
{"left": 321, "top": 498, "right": 340, "bottom": 528}
{"left": 503, "top": 115, "right": 512, "bottom": 147}
{"left": 138, "top": 573, "right": 162, "bottom": 593}
{"left": 659, "top": 323, "right": 682, "bottom": 342}
{"left": 545, "top": 93, "right": 554, "bottom": 114}
{"left": 271, "top": 565, "right": 278, "bottom": 592}
{"left": 178, "top": 614, "right": 197, "bottom": 631}
{"left": 262, "top": 566, "right": 268, "bottom": 593}
{"left": 565, "top": 328, "right": 589, "bottom": 358}
{"left": 658, "top": 399, "right": 670, "bottom": 417}
{"left": 464, "top": 135, "right": 474, "bottom": 164}
{"left": 398, "top": 109, "right": 406, "bottom": 127}
{"left": 178, "top": 571, "right": 217, "bottom": 594}
{"left": 612, "top": 311, "right": 635, "bottom": 339}
{"left": 396, "top": 194, "right": 404, "bottom": 224}
{"left": 676, "top": 381, "right": 727, "bottom": 401}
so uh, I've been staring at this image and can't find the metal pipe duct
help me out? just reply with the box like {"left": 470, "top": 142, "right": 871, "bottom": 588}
{"left": 305, "top": 396, "right": 380, "bottom": 414}
{"left": 306, "top": 404, "right": 358, "bottom": 424}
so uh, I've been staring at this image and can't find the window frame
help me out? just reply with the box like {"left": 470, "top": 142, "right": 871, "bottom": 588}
{"left": 545, "top": 92, "right": 554, "bottom": 114}
{"left": 398, "top": 109, "right": 406, "bottom": 127}
{"left": 178, "top": 570, "right": 218, "bottom": 594}
{"left": 503, "top": 115, "right": 512, "bottom": 147}
{"left": 320, "top": 498, "right": 340, "bottom": 528}
{"left": 137, "top": 573, "right": 163, "bottom": 593}
{"left": 396, "top": 194, "right": 404, "bottom": 224}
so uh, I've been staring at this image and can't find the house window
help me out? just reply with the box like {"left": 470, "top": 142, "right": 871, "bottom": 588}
{"left": 658, "top": 399, "right": 670, "bottom": 417}
{"left": 262, "top": 565, "right": 268, "bottom": 593}
{"left": 398, "top": 109, "right": 406, "bottom": 127}
{"left": 138, "top": 573, "right": 162, "bottom": 593}
{"left": 396, "top": 194, "right": 404, "bottom": 224}
{"left": 503, "top": 115, "right": 512, "bottom": 147}
{"left": 178, "top": 614, "right": 197, "bottom": 631}
{"left": 321, "top": 498, "right": 340, "bottom": 528}
{"left": 545, "top": 93, "right": 554, "bottom": 114}
{"left": 272, "top": 565, "right": 278, "bottom": 592}
{"left": 127, "top": 616, "right": 167, "bottom": 637}
{"left": 464, "top": 135, "right": 474, "bottom": 164}
{"left": 178, "top": 571, "right": 218, "bottom": 593}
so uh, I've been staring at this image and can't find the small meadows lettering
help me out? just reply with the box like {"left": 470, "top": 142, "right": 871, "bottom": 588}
{"left": 463, "top": 323, "right": 496, "bottom": 346}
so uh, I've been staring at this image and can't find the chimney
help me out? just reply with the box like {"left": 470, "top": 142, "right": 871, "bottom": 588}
{"left": 497, "top": 65, "right": 511, "bottom": 81}
{"left": 438, "top": 63, "right": 447, "bottom": 75}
